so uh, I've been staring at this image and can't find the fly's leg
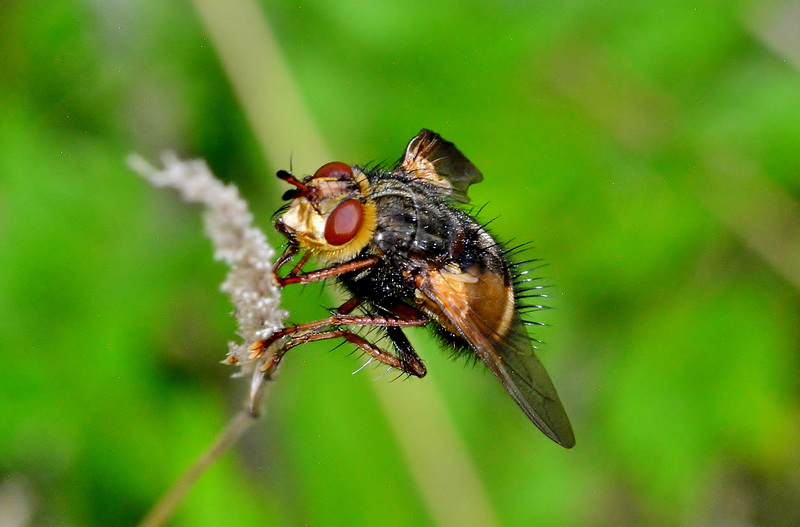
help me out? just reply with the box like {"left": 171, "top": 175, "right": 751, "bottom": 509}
{"left": 248, "top": 311, "right": 428, "bottom": 358}
{"left": 272, "top": 244, "right": 300, "bottom": 276}
{"left": 386, "top": 326, "right": 427, "bottom": 377}
{"left": 249, "top": 298, "right": 429, "bottom": 377}
{"left": 282, "top": 250, "right": 311, "bottom": 280}
{"left": 267, "top": 246, "right": 424, "bottom": 376}
{"left": 272, "top": 250, "right": 379, "bottom": 287}
{"left": 261, "top": 329, "right": 427, "bottom": 378}
{"left": 335, "top": 296, "right": 363, "bottom": 315}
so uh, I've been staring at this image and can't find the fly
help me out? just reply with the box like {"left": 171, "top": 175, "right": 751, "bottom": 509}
{"left": 250, "top": 129, "right": 575, "bottom": 448}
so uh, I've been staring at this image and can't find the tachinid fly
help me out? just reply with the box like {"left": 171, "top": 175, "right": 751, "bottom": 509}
{"left": 251, "top": 129, "right": 575, "bottom": 448}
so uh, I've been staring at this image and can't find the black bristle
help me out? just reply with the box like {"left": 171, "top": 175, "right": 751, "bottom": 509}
{"left": 515, "top": 294, "right": 549, "bottom": 302}
{"left": 509, "top": 258, "right": 544, "bottom": 268}
{"left": 504, "top": 240, "right": 535, "bottom": 256}
{"left": 271, "top": 203, "right": 292, "bottom": 221}
{"left": 517, "top": 303, "right": 551, "bottom": 312}
{"left": 521, "top": 319, "right": 548, "bottom": 327}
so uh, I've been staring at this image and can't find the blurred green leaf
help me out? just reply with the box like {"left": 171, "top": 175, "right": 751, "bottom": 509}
{"left": 2, "top": 1, "right": 800, "bottom": 526}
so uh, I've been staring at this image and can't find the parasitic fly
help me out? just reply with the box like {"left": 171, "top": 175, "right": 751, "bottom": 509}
{"left": 251, "top": 129, "right": 575, "bottom": 448}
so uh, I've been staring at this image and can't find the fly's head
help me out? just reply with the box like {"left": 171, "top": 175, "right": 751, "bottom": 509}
{"left": 275, "top": 162, "right": 377, "bottom": 263}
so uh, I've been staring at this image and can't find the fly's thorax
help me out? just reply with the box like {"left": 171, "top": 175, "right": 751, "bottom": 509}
{"left": 277, "top": 163, "right": 377, "bottom": 264}
{"left": 368, "top": 176, "right": 456, "bottom": 262}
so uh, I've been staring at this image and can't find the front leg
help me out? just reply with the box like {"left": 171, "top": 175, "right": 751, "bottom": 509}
{"left": 273, "top": 251, "right": 379, "bottom": 287}
{"left": 272, "top": 243, "right": 300, "bottom": 277}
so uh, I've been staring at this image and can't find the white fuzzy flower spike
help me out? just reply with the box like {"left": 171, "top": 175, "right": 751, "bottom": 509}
{"left": 128, "top": 152, "right": 287, "bottom": 415}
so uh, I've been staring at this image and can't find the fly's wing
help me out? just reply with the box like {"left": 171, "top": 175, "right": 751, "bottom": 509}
{"left": 398, "top": 129, "right": 483, "bottom": 203}
{"left": 416, "top": 266, "right": 575, "bottom": 448}
{"left": 488, "top": 318, "right": 576, "bottom": 448}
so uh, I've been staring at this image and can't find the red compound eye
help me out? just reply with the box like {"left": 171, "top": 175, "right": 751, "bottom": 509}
{"left": 324, "top": 199, "right": 364, "bottom": 246}
{"left": 313, "top": 161, "right": 353, "bottom": 180}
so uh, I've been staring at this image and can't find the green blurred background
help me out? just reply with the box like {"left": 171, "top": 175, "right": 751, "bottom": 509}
{"left": 3, "top": 1, "right": 800, "bottom": 525}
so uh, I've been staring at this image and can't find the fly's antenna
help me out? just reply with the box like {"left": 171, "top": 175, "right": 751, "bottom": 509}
{"left": 277, "top": 169, "right": 309, "bottom": 200}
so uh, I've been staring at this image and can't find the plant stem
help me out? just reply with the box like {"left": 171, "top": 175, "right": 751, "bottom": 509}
{"left": 137, "top": 409, "right": 260, "bottom": 527}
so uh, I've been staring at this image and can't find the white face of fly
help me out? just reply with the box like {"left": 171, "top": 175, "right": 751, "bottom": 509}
{"left": 276, "top": 163, "right": 377, "bottom": 263}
